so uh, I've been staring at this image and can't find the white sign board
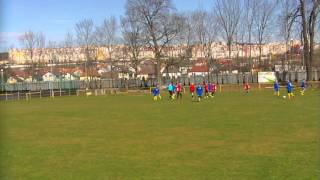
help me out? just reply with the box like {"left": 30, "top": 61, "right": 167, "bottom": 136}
{"left": 258, "top": 72, "right": 276, "bottom": 83}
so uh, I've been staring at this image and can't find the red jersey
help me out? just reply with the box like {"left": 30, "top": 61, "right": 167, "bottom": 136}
{"left": 177, "top": 84, "right": 182, "bottom": 92}
{"left": 244, "top": 84, "right": 250, "bottom": 90}
{"left": 205, "top": 84, "right": 208, "bottom": 91}
{"left": 190, "top": 84, "right": 195, "bottom": 92}
{"left": 213, "top": 84, "right": 217, "bottom": 92}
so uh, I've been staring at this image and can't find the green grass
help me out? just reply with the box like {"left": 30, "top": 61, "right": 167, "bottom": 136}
{"left": 1, "top": 89, "right": 319, "bottom": 179}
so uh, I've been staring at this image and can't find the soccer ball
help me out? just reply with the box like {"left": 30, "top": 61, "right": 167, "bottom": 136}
{"left": 282, "top": 96, "right": 286, "bottom": 99}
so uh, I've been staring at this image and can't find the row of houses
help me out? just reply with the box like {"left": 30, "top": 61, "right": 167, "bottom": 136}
{"left": 3, "top": 57, "right": 222, "bottom": 84}
{"left": 7, "top": 41, "right": 302, "bottom": 64}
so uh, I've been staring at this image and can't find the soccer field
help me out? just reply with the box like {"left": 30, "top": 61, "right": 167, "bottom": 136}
{"left": 0, "top": 89, "right": 319, "bottom": 179}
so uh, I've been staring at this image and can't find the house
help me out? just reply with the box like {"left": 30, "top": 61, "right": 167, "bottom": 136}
{"left": 7, "top": 77, "right": 18, "bottom": 84}
{"left": 137, "top": 66, "right": 155, "bottom": 80}
{"left": 137, "top": 60, "right": 156, "bottom": 79}
{"left": 188, "top": 59, "right": 209, "bottom": 77}
{"left": 62, "top": 73, "right": 79, "bottom": 81}
{"left": 42, "top": 72, "right": 57, "bottom": 81}
{"left": 161, "top": 66, "right": 181, "bottom": 78}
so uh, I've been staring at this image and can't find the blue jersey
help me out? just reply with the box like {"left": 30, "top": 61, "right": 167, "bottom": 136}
{"left": 168, "top": 84, "right": 173, "bottom": 91}
{"left": 196, "top": 85, "right": 203, "bottom": 96}
{"left": 287, "top": 82, "right": 293, "bottom": 92}
{"left": 274, "top": 82, "right": 279, "bottom": 91}
{"left": 300, "top": 81, "right": 305, "bottom": 88}
{"left": 153, "top": 87, "right": 160, "bottom": 96}
{"left": 208, "top": 83, "right": 213, "bottom": 91}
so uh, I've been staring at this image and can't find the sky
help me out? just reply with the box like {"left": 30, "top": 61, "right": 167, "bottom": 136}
{"left": 0, "top": 0, "right": 212, "bottom": 52}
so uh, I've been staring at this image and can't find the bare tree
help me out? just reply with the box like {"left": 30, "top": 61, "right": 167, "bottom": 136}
{"left": 174, "top": 12, "right": 195, "bottom": 74}
{"left": 179, "top": 12, "right": 194, "bottom": 59}
{"left": 19, "top": 30, "right": 36, "bottom": 63}
{"left": 19, "top": 30, "right": 37, "bottom": 80}
{"left": 75, "top": 19, "right": 95, "bottom": 60}
{"left": 254, "top": 0, "right": 275, "bottom": 66}
{"left": 299, "top": 0, "right": 320, "bottom": 80}
{"left": 203, "top": 13, "right": 219, "bottom": 61}
{"left": 192, "top": 10, "right": 207, "bottom": 57}
{"left": 214, "top": 0, "right": 242, "bottom": 58}
{"left": 36, "top": 32, "right": 46, "bottom": 65}
{"left": 243, "top": 0, "right": 258, "bottom": 70}
{"left": 63, "top": 32, "right": 75, "bottom": 63}
{"left": 95, "top": 16, "right": 118, "bottom": 84}
{"left": 192, "top": 10, "right": 219, "bottom": 79}
{"left": 121, "top": 15, "right": 145, "bottom": 78}
{"left": 316, "top": 17, "right": 320, "bottom": 42}
{"left": 125, "top": 0, "right": 182, "bottom": 85}
{"left": 46, "top": 41, "right": 59, "bottom": 76}
{"left": 47, "top": 41, "right": 59, "bottom": 62}
{"left": 75, "top": 19, "right": 95, "bottom": 82}
{"left": 278, "top": 0, "right": 299, "bottom": 79}
{"left": 161, "top": 13, "right": 186, "bottom": 79}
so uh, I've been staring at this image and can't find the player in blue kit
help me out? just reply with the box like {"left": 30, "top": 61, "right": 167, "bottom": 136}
{"left": 152, "top": 85, "right": 161, "bottom": 101}
{"left": 287, "top": 80, "right": 294, "bottom": 99}
{"left": 274, "top": 80, "right": 280, "bottom": 96}
{"left": 196, "top": 84, "right": 203, "bottom": 102}
{"left": 167, "top": 82, "right": 174, "bottom": 100}
{"left": 208, "top": 82, "right": 213, "bottom": 98}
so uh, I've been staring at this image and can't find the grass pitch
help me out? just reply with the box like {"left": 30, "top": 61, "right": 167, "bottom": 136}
{"left": 0, "top": 89, "right": 319, "bottom": 179}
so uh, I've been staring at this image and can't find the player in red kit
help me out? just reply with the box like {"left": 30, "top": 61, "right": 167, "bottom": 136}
{"left": 212, "top": 82, "right": 217, "bottom": 96}
{"left": 190, "top": 83, "right": 195, "bottom": 99}
{"left": 176, "top": 83, "right": 182, "bottom": 99}
{"left": 244, "top": 83, "right": 250, "bottom": 94}
{"left": 204, "top": 82, "right": 209, "bottom": 99}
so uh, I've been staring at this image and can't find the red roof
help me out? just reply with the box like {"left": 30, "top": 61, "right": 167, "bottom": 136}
{"left": 190, "top": 65, "right": 208, "bottom": 73}
{"left": 138, "top": 66, "right": 155, "bottom": 75}
{"left": 11, "top": 69, "right": 30, "bottom": 78}
{"left": 190, "top": 58, "right": 209, "bottom": 72}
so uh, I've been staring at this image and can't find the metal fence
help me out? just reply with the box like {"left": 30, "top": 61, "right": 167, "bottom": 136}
{"left": 1, "top": 71, "right": 320, "bottom": 92}
{"left": 167, "top": 70, "right": 319, "bottom": 85}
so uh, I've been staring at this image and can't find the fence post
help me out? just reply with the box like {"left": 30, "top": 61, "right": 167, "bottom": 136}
{"left": 68, "top": 81, "right": 71, "bottom": 96}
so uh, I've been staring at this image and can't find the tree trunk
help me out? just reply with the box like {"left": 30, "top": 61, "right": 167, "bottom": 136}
{"left": 156, "top": 55, "right": 161, "bottom": 86}
{"left": 134, "top": 60, "right": 138, "bottom": 79}
{"left": 30, "top": 51, "right": 34, "bottom": 81}
{"left": 259, "top": 44, "right": 262, "bottom": 66}
{"left": 227, "top": 41, "right": 232, "bottom": 58}
{"left": 308, "top": 1, "right": 318, "bottom": 81}
{"left": 300, "top": 0, "right": 314, "bottom": 81}
{"left": 309, "top": 37, "right": 314, "bottom": 81}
